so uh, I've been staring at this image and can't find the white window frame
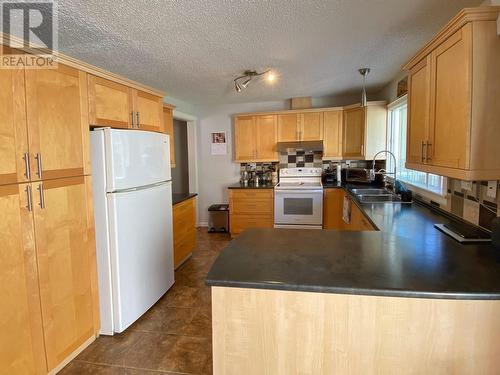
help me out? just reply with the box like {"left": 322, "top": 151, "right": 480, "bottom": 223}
{"left": 386, "top": 95, "right": 447, "bottom": 203}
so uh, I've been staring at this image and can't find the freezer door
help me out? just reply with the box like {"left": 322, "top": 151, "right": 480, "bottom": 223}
{"left": 107, "top": 181, "right": 174, "bottom": 333}
{"left": 104, "top": 128, "right": 171, "bottom": 191}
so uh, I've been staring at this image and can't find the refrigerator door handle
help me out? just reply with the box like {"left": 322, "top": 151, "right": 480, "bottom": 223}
{"left": 110, "top": 180, "right": 171, "bottom": 194}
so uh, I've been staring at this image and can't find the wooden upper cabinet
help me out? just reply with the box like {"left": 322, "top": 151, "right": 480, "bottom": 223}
{"left": 323, "top": 110, "right": 343, "bottom": 159}
{"left": 33, "top": 176, "right": 96, "bottom": 371}
{"left": 235, "top": 115, "right": 278, "bottom": 162}
{"left": 342, "top": 106, "right": 365, "bottom": 159}
{"left": 342, "top": 103, "right": 386, "bottom": 160}
{"left": 0, "top": 184, "right": 47, "bottom": 375}
{"left": 0, "top": 67, "right": 29, "bottom": 186}
{"left": 88, "top": 75, "right": 132, "bottom": 129}
{"left": 25, "top": 64, "right": 90, "bottom": 180}
{"left": 404, "top": 8, "right": 500, "bottom": 180}
{"left": 277, "top": 113, "right": 300, "bottom": 142}
{"left": 407, "top": 56, "right": 431, "bottom": 165}
{"left": 277, "top": 112, "right": 323, "bottom": 141}
{"left": 255, "top": 115, "right": 278, "bottom": 161}
{"left": 163, "top": 105, "right": 175, "bottom": 167}
{"left": 234, "top": 116, "right": 256, "bottom": 161}
{"left": 300, "top": 112, "right": 323, "bottom": 141}
{"left": 133, "top": 90, "right": 163, "bottom": 132}
{"left": 428, "top": 25, "right": 470, "bottom": 169}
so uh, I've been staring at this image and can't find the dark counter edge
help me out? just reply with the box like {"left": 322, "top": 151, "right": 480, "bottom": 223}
{"left": 228, "top": 183, "right": 275, "bottom": 189}
{"left": 205, "top": 279, "right": 500, "bottom": 300}
{"left": 206, "top": 183, "right": 500, "bottom": 300}
{"left": 172, "top": 193, "right": 198, "bottom": 205}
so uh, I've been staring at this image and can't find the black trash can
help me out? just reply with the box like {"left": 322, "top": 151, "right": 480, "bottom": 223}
{"left": 208, "top": 204, "right": 229, "bottom": 233}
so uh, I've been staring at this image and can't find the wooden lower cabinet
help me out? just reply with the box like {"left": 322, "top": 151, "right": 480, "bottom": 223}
{"left": 212, "top": 287, "right": 500, "bottom": 374}
{"left": 323, "top": 188, "right": 376, "bottom": 231}
{"left": 0, "top": 183, "right": 47, "bottom": 375}
{"left": 173, "top": 197, "right": 197, "bottom": 269}
{"left": 229, "top": 189, "right": 273, "bottom": 237}
{"left": 0, "top": 177, "right": 99, "bottom": 374}
{"left": 33, "top": 176, "right": 98, "bottom": 371}
{"left": 347, "top": 201, "right": 376, "bottom": 231}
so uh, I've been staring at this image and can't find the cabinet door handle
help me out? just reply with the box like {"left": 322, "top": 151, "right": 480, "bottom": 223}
{"left": 34, "top": 153, "right": 42, "bottom": 179}
{"left": 23, "top": 152, "right": 31, "bottom": 180}
{"left": 131, "top": 111, "right": 135, "bottom": 128}
{"left": 25, "top": 185, "right": 33, "bottom": 211}
{"left": 37, "top": 183, "right": 45, "bottom": 209}
{"left": 136, "top": 112, "right": 140, "bottom": 128}
{"left": 421, "top": 141, "right": 427, "bottom": 162}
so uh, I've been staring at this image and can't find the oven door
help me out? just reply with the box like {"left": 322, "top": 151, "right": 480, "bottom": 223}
{"left": 274, "top": 189, "right": 323, "bottom": 227}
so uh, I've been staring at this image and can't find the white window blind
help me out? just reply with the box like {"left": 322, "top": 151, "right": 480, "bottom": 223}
{"left": 387, "top": 97, "right": 445, "bottom": 195}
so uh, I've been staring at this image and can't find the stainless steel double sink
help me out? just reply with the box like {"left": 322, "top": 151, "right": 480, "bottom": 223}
{"left": 350, "top": 188, "right": 404, "bottom": 203}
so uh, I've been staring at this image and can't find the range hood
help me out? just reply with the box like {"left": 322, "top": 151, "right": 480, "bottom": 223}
{"left": 277, "top": 140, "right": 323, "bottom": 152}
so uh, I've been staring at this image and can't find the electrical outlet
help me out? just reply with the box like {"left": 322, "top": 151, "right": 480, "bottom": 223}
{"left": 461, "top": 181, "right": 473, "bottom": 191}
{"left": 487, "top": 181, "right": 497, "bottom": 199}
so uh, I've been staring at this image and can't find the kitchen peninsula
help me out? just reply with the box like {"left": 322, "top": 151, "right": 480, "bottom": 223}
{"left": 206, "top": 191, "right": 500, "bottom": 374}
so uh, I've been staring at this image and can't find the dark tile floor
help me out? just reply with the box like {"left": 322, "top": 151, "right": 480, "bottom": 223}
{"left": 61, "top": 229, "right": 230, "bottom": 375}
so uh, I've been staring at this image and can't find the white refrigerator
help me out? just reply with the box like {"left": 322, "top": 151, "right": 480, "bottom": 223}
{"left": 91, "top": 128, "right": 174, "bottom": 335}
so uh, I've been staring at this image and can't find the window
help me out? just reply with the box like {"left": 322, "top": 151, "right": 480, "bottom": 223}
{"left": 387, "top": 97, "right": 445, "bottom": 195}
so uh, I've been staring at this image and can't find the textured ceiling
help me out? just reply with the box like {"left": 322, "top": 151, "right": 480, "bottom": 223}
{"left": 57, "top": 0, "right": 482, "bottom": 108}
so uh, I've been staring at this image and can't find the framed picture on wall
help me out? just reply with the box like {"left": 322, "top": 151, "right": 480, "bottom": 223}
{"left": 211, "top": 131, "right": 227, "bottom": 155}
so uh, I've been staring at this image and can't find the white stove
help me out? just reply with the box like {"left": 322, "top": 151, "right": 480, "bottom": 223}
{"left": 274, "top": 168, "right": 323, "bottom": 229}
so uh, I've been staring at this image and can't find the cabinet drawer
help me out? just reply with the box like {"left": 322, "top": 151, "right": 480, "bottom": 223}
{"left": 231, "top": 199, "right": 273, "bottom": 215}
{"left": 230, "top": 189, "right": 273, "bottom": 200}
{"left": 231, "top": 214, "right": 273, "bottom": 234}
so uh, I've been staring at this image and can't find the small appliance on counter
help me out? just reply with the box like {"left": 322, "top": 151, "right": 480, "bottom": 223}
{"left": 322, "top": 168, "right": 337, "bottom": 185}
{"left": 345, "top": 167, "right": 382, "bottom": 184}
{"left": 240, "top": 170, "right": 249, "bottom": 186}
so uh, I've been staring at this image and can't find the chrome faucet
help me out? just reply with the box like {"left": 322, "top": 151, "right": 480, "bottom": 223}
{"left": 371, "top": 150, "right": 397, "bottom": 186}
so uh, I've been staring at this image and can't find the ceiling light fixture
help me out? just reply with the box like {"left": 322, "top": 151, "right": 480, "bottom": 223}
{"left": 233, "top": 69, "right": 273, "bottom": 92}
{"left": 358, "top": 68, "right": 370, "bottom": 107}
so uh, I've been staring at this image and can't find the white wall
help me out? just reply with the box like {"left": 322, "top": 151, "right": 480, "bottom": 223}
{"left": 196, "top": 100, "right": 287, "bottom": 224}
{"left": 377, "top": 71, "right": 408, "bottom": 103}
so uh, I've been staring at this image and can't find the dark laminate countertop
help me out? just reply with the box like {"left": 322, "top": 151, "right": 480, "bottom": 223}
{"left": 228, "top": 183, "right": 275, "bottom": 189}
{"left": 206, "top": 186, "right": 500, "bottom": 300}
{"left": 172, "top": 193, "right": 197, "bottom": 205}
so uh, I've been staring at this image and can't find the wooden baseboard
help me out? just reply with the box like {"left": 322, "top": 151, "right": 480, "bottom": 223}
{"left": 47, "top": 335, "right": 97, "bottom": 375}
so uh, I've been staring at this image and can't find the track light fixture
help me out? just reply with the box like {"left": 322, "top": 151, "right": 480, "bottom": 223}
{"left": 233, "top": 69, "right": 274, "bottom": 92}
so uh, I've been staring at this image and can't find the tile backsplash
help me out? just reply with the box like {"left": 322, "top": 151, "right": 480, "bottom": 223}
{"left": 414, "top": 179, "right": 500, "bottom": 231}
{"left": 446, "top": 179, "right": 500, "bottom": 231}
{"left": 278, "top": 150, "right": 323, "bottom": 169}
